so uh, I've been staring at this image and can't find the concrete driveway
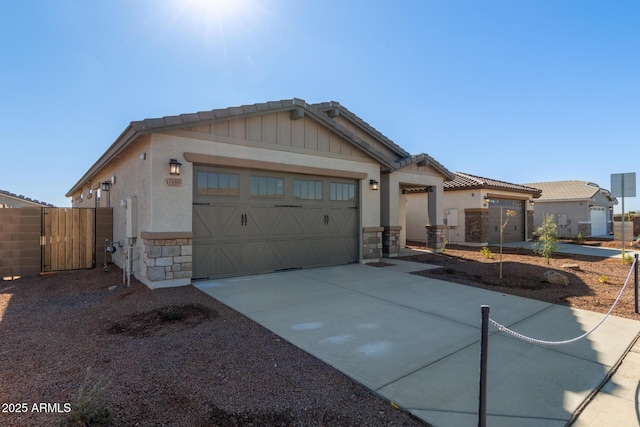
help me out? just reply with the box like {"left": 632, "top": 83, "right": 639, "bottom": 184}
{"left": 195, "top": 259, "right": 640, "bottom": 426}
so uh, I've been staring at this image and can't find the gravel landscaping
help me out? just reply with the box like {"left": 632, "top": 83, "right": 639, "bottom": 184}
{"left": 402, "top": 240, "right": 639, "bottom": 320}
{"left": 0, "top": 269, "right": 425, "bottom": 426}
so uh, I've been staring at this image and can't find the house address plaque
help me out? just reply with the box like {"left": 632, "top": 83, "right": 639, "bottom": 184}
{"left": 165, "top": 178, "right": 182, "bottom": 187}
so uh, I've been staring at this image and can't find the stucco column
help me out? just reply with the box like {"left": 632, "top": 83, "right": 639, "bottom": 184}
{"left": 380, "top": 174, "right": 402, "bottom": 257}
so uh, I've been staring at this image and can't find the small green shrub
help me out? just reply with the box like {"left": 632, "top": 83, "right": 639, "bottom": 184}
{"left": 573, "top": 232, "right": 584, "bottom": 244}
{"left": 480, "top": 247, "right": 495, "bottom": 259}
{"left": 63, "top": 368, "right": 112, "bottom": 427}
{"left": 532, "top": 215, "right": 559, "bottom": 265}
{"left": 441, "top": 239, "right": 448, "bottom": 254}
{"left": 598, "top": 275, "right": 608, "bottom": 284}
{"left": 623, "top": 254, "right": 634, "bottom": 265}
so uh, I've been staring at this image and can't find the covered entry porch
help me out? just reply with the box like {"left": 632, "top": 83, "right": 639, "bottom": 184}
{"left": 380, "top": 155, "right": 453, "bottom": 256}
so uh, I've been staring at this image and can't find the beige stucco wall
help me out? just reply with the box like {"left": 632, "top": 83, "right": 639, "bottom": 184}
{"left": 533, "top": 200, "right": 589, "bottom": 238}
{"left": 152, "top": 132, "right": 381, "bottom": 232}
{"left": 441, "top": 190, "right": 486, "bottom": 243}
{"left": 439, "top": 189, "right": 536, "bottom": 244}
{"left": 70, "top": 136, "right": 152, "bottom": 280}
{"left": 403, "top": 193, "right": 428, "bottom": 243}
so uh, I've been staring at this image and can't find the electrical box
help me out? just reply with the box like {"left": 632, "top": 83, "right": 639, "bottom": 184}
{"left": 445, "top": 208, "right": 459, "bottom": 227}
{"left": 557, "top": 213, "right": 568, "bottom": 226}
{"left": 125, "top": 196, "right": 137, "bottom": 238}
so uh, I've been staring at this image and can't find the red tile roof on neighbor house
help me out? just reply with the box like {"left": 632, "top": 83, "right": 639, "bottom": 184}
{"left": 444, "top": 172, "right": 543, "bottom": 197}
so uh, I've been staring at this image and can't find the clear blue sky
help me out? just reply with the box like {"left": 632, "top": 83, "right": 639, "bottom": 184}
{"left": 1, "top": 0, "right": 638, "bottom": 212}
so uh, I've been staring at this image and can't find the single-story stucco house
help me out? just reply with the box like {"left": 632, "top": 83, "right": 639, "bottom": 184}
{"left": 0, "top": 189, "right": 54, "bottom": 208}
{"left": 520, "top": 180, "right": 617, "bottom": 238}
{"left": 66, "top": 98, "right": 454, "bottom": 288}
{"left": 404, "top": 172, "right": 541, "bottom": 246}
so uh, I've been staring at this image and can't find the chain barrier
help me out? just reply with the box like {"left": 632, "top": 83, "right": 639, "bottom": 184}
{"left": 489, "top": 258, "right": 637, "bottom": 346}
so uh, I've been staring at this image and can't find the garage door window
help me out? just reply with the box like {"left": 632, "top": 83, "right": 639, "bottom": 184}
{"left": 250, "top": 176, "right": 284, "bottom": 198}
{"left": 294, "top": 179, "right": 322, "bottom": 200}
{"left": 197, "top": 172, "right": 239, "bottom": 196}
{"left": 330, "top": 182, "right": 355, "bottom": 201}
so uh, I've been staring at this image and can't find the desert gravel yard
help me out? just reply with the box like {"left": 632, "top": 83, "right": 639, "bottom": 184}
{"left": 402, "top": 240, "right": 640, "bottom": 321}
{"left": 0, "top": 269, "right": 424, "bottom": 427}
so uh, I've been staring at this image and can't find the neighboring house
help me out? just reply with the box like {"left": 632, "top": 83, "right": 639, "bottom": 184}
{"left": 521, "top": 180, "right": 617, "bottom": 238}
{"left": 0, "top": 189, "right": 54, "bottom": 208}
{"left": 405, "top": 172, "right": 541, "bottom": 246}
{"left": 66, "top": 98, "right": 454, "bottom": 288}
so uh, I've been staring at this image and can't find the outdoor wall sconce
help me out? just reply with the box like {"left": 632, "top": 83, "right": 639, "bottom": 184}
{"left": 529, "top": 200, "right": 535, "bottom": 206}
{"left": 101, "top": 181, "right": 111, "bottom": 191}
{"left": 169, "top": 158, "right": 182, "bottom": 176}
{"left": 369, "top": 179, "right": 379, "bottom": 191}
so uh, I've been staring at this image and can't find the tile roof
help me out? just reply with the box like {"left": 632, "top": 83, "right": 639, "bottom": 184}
{"left": 445, "top": 172, "right": 542, "bottom": 196}
{"left": 520, "top": 180, "right": 614, "bottom": 201}
{"left": 0, "top": 189, "right": 55, "bottom": 207}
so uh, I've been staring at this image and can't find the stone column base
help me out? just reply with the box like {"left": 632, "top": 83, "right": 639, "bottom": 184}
{"left": 362, "top": 227, "right": 383, "bottom": 262}
{"left": 426, "top": 225, "right": 446, "bottom": 251}
{"left": 383, "top": 226, "right": 402, "bottom": 257}
{"left": 141, "top": 231, "right": 193, "bottom": 287}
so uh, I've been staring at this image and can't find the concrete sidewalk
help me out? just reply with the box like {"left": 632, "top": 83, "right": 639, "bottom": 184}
{"left": 195, "top": 259, "right": 640, "bottom": 426}
{"left": 502, "top": 241, "right": 638, "bottom": 259}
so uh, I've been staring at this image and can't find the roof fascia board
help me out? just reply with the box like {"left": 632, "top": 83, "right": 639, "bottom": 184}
{"left": 535, "top": 197, "right": 593, "bottom": 203}
{"left": 485, "top": 192, "right": 536, "bottom": 201}
{"left": 395, "top": 153, "right": 455, "bottom": 180}
{"left": 316, "top": 103, "right": 410, "bottom": 159}
{"left": 445, "top": 185, "right": 541, "bottom": 196}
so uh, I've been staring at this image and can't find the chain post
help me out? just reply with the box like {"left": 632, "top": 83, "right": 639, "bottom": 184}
{"left": 479, "top": 305, "right": 489, "bottom": 427}
{"left": 634, "top": 254, "right": 638, "bottom": 314}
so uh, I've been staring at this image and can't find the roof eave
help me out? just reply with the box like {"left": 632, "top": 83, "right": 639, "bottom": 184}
{"left": 66, "top": 124, "right": 141, "bottom": 197}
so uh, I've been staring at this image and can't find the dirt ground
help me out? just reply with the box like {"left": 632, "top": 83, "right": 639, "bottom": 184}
{"left": 402, "top": 239, "right": 640, "bottom": 321}
{"left": 0, "top": 269, "right": 425, "bottom": 427}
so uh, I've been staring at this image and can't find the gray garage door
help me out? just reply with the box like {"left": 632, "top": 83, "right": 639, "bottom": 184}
{"left": 487, "top": 199, "right": 525, "bottom": 244}
{"left": 192, "top": 166, "right": 358, "bottom": 280}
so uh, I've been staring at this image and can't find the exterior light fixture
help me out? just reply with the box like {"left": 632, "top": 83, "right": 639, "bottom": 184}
{"left": 101, "top": 181, "right": 111, "bottom": 191}
{"left": 529, "top": 200, "right": 535, "bottom": 206}
{"left": 369, "top": 179, "right": 379, "bottom": 190}
{"left": 169, "top": 158, "right": 182, "bottom": 176}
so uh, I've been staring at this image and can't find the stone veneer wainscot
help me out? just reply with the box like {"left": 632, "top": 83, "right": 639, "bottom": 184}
{"left": 362, "top": 227, "right": 383, "bottom": 261}
{"left": 141, "top": 232, "right": 193, "bottom": 282}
